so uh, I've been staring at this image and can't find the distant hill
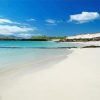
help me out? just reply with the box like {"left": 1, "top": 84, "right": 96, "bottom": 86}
{"left": 0, "top": 35, "right": 19, "bottom": 40}
{"left": 0, "top": 35, "right": 65, "bottom": 41}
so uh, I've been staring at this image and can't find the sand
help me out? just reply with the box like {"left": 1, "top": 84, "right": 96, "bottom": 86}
{"left": 71, "top": 41, "right": 100, "bottom": 47}
{"left": 0, "top": 48, "right": 100, "bottom": 100}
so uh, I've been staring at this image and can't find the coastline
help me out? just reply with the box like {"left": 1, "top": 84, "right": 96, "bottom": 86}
{"left": 1, "top": 48, "right": 100, "bottom": 100}
{"left": 0, "top": 48, "right": 72, "bottom": 95}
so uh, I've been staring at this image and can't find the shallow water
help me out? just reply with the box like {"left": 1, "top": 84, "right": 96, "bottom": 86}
{"left": 0, "top": 41, "right": 74, "bottom": 71}
{"left": 0, "top": 41, "right": 73, "bottom": 92}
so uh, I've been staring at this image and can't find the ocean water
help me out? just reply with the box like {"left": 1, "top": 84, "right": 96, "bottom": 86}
{"left": 0, "top": 41, "right": 75, "bottom": 48}
{"left": 0, "top": 41, "right": 74, "bottom": 72}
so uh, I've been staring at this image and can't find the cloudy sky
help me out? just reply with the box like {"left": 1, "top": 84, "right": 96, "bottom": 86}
{"left": 0, "top": 0, "right": 100, "bottom": 37}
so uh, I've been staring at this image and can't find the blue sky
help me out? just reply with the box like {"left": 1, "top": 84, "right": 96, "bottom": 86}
{"left": 0, "top": 0, "right": 100, "bottom": 37}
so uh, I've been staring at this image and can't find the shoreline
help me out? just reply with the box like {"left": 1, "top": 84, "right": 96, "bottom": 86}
{"left": 0, "top": 49, "right": 72, "bottom": 95}
{"left": 1, "top": 48, "right": 100, "bottom": 100}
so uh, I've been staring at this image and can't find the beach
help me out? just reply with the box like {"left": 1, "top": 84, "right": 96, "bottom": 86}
{"left": 0, "top": 0, "right": 99, "bottom": 99}
{"left": 0, "top": 48, "right": 100, "bottom": 100}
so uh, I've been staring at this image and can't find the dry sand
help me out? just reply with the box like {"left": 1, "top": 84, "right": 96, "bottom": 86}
{"left": 0, "top": 48, "right": 100, "bottom": 100}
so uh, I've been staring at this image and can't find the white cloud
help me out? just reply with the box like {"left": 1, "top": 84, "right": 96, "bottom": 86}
{"left": 0, "top": 18, "right": 37, "bottom": 38}
{"left": 27, "top": 18, "right": 37, "bottom": 22}
{"left": 45, "top": 19, "right": 63, "bottom": 25}
{"left": 0, "top": 25, "right": 36, "bottom": 35}
{"left": 0, "top": 18, "right": 21, "bottom": 25}
{"left": 69, "top": 12, "right": 100, "bottom": 23}
{"left": 0, "top": 18, "right": 14, "bottom": 23}
{"left": 46, "top": 19, "right": 56, "bottom": 24}
{"left": 0, "top": 18, "right": 38, "bottom": 38}
{"left": 45, "top": 19, "right": 57, "bottom": 25}
{"left": 15, "top": 33, "right": 33, "bottom": 38}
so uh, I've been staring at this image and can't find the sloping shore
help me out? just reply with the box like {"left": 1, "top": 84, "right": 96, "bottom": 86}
{"left": 1, "top": 48, "right": 100, "bottom": 100}
{"left": 70, "top": 41, "right": 100, "bottom": 47}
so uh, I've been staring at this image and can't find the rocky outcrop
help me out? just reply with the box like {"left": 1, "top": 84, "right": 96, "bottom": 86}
{"left": 82, "top": 45, "right": 100, "bottom": 48}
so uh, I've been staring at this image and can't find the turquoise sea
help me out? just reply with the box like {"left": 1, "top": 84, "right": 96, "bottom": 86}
{"left": 0, "top": 41, "right": 75, "bottom": 48}
{"left": 0, "top": 41, "right": 75, "bottom": 72}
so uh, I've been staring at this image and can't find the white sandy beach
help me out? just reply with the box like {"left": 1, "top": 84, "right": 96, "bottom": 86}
{"left": 0, "top": 48, "right": 100, "bottom": 100}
